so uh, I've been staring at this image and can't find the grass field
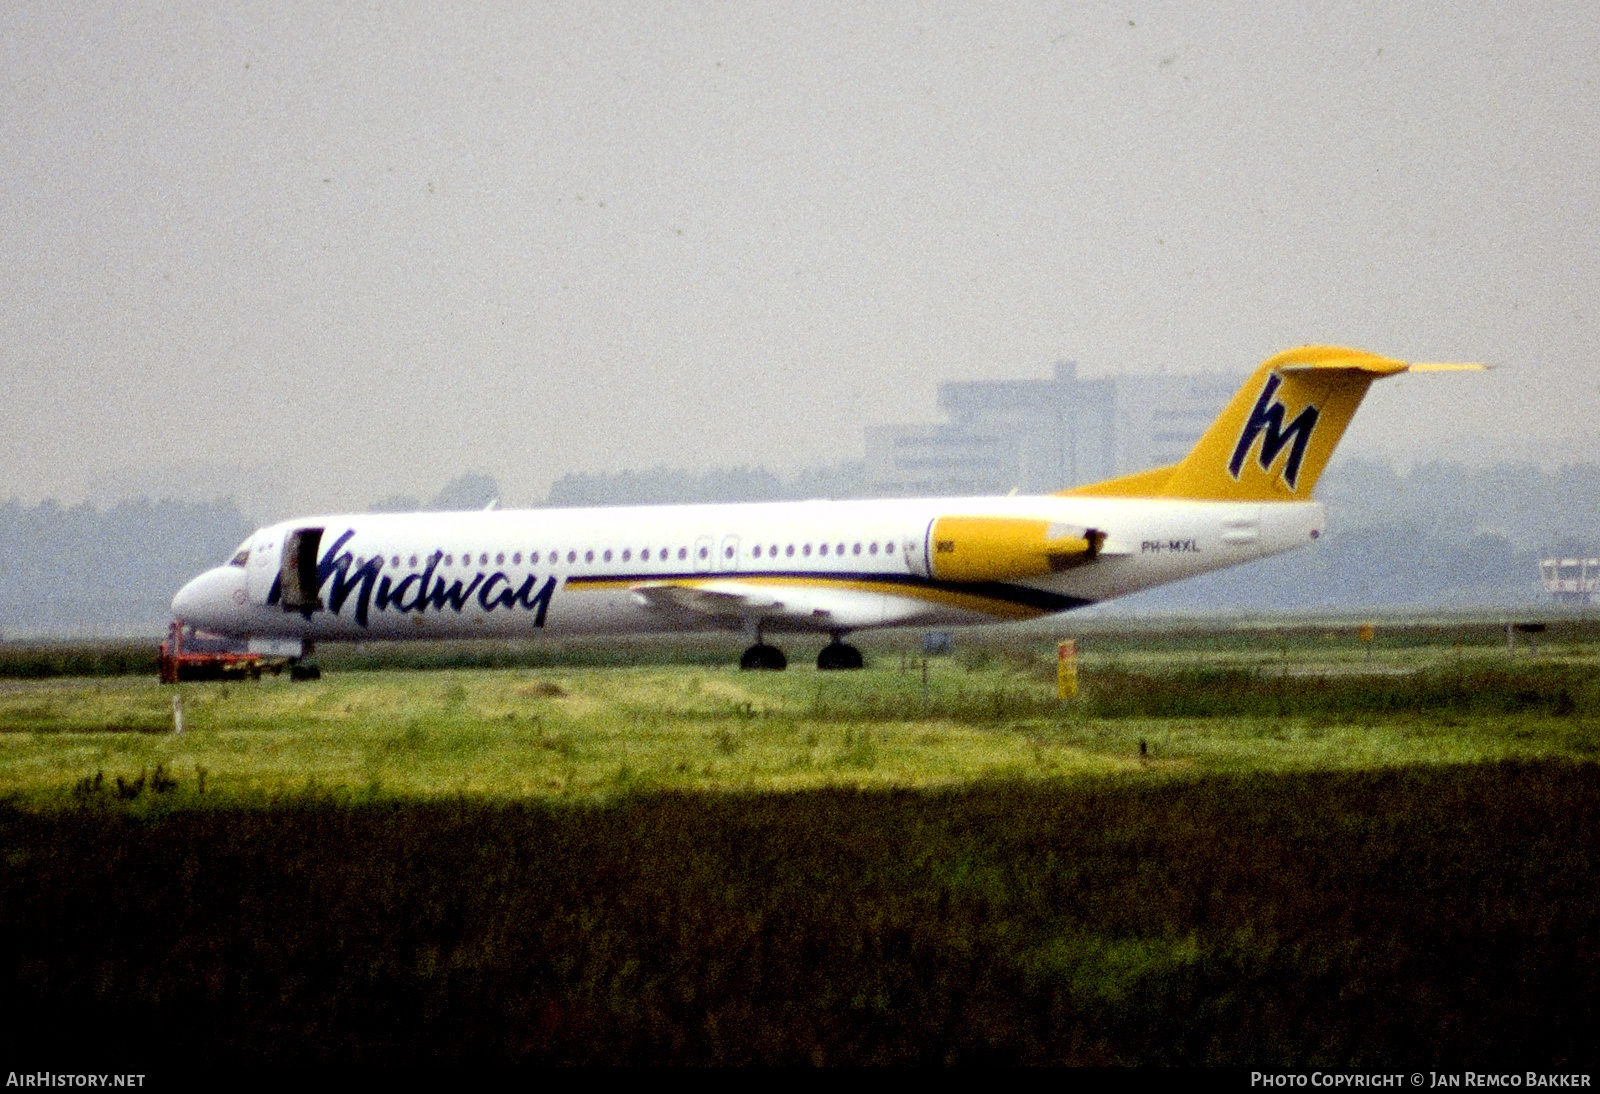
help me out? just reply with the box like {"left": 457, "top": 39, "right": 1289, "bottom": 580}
{"left": 1, "top": 622, "right": 1598, "bottom": 1064}
{"left": 3, "top": 623, "right": 1598, "bottom": 805}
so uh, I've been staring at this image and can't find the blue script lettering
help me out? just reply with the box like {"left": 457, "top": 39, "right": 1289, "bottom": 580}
{"left": 272, "top": 530, "right": 557, "bottom": 628}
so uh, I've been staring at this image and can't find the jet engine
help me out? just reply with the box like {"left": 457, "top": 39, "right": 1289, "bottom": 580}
{"left": 921, "top": 516, "right": 1104, "bottom": 582}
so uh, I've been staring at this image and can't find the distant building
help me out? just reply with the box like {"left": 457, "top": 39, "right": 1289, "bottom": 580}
{"left": 864, "top": 361, "right": 1242, "bottom": 496}
{"left": 1539, "top": 557, "right": 1599, "bottom": 604}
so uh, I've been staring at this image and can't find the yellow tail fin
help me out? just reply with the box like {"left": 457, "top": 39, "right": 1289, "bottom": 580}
{"left": 1062, "top": 346, "right": 1483, "bottom": 501}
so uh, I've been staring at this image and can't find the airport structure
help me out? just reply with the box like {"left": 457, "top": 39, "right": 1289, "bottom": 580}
{"left": 863, "top": 362, "right": 1245, "bottom": 496}
{"left": 1539, "top": 557, "right": 1600, "bottom": 604}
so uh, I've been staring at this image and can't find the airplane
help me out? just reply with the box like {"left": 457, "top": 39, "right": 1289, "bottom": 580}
{"left": 169, "top": 346, "right": 1481, "bottom": 674}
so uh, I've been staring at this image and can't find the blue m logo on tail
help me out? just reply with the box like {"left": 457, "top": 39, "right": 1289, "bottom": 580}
{"left": 1227, "top": 373, "right": 1319, "bottom": 490}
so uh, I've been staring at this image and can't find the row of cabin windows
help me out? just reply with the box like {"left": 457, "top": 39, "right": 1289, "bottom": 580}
{"left": 751, "top": 541, "right": 895, "bottom": 559}
{"left": 356, "top": 541, "right": 901, "bottom": 571}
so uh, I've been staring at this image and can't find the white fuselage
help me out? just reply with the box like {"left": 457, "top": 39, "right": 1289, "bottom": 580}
{"left": 171, "top": 494, "right": 1325, "bottom": 645}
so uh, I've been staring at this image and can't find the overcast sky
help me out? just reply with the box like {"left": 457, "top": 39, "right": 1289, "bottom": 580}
{"left": 3, "top": 2, "right": 1596, "bottom": 519}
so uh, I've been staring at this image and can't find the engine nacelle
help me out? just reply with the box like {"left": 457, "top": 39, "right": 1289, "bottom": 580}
{"left": 924, "top": 516, "right": 1104, "bottom": 583}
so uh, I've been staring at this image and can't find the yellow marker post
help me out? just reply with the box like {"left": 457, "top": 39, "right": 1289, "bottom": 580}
{"left": 1057, "top": 639, "right": 1078, "bottom": 699}
{"left": 1358, "top": 623, "right": 1374, "bottom": 661}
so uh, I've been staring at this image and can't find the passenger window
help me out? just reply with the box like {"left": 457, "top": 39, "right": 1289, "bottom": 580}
{"left": 391, "top": 556, "right": 400, "bottom": 568}
{"left": 786, "top": 545, "right": 795, "bottom": 557}
{"left": 409, "top": 555, "right": 419, "bottom": 567}
{"left": 585, "top": 550, "right": 594, "bottom": 563}
{"left": 803, "top": 544, "right": 812, "bottom": 557}
{"left": 819, "top": 544, "right": 828, "bottom": 556}
{"left": 529, "top": 551, "right": 539, "bottom": 564}
{"left": 698, "top": 546, "right": 708, "bottom": 559}
{"left": 852, "top": 543, "right": 861, "bottom": 555}
{"left": 567, "top": 550, "right": 577, "bottom": 564}
{"left": 495, "top": 553, "right": 505, "bottom": 565}
{"left": 869, "top": 543, "right": 878, "bottom": 555}
{"left": 752, "top": 545, "right": 762, "bottom": 558}
{"left": 678, "top": 547, "right": 687, "bottom": 560}
{"left": 603, "top": 549, "right": 613, "bottom": 562}
{"left": 642, "top": 548, "right": 650, "bottom": 561}
{"left": 622, "top": 549, "right": 631, "bottom": 562}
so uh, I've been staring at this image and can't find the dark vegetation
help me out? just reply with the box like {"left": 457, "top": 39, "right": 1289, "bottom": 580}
{"left": 803, "top": 658, "right": 1600, "bottom": 728}
{"left": 0, "top": 641, "right": 159, "bottom": 679}
{"left": 6, "top": 616, "right": 1598, "bottom": 680}
{"left": 1081, "top": 663, "right": 1593, "bottom": 720}
{"left": 1061, "top": 614, "right": 1600, "bottom": 654}
{"left": 0, "top": 635, "right": 748, "bottom": 679}
{"left": 806, "top": 661, "right": 1600, "bottom": 725}
{"left": 2, "top": 762, "right": 1596, "bottom": 1065}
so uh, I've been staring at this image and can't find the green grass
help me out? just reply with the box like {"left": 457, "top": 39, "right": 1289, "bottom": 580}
{"left": 0, "top": 666, "right": 1138, "bottom": 805}
{"left": 0, "top": 635, "right": 1595, "bottom": 806}
{"left": 2, "top": 626, "right": 1599, "bottom": 1064}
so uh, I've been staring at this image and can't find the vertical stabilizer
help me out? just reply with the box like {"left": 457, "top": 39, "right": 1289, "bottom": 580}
{"left": 1063, "top": 347, "right": 1478, "bottom": 501}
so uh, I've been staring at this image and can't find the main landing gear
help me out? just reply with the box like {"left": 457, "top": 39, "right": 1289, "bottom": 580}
{"left": 737, "top": 633, "right": 863, "bottom": 671}
{"left": 816, "top": 639, "right": 863, "bottom": 671}
{"left": 739, "top": 643, "right": 788, "bottom": 671}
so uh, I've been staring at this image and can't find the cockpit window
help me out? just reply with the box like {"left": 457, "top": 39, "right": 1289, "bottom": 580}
{"left": 227, "top": 540, "right": 252, "bottom": 567}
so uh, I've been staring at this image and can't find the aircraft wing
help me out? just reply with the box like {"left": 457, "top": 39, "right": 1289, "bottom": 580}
{"left": 631, "top": 580, "right": 832, "bottom": 623}
{"left": 630, "top": 579, "right": 937, "bottom": 629}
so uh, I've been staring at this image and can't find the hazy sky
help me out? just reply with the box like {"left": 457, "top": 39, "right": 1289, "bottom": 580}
{"left": 4, "top": 2, "right": 1596, "bottom": 519}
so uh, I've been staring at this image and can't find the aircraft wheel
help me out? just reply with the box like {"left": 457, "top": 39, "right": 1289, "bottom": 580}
{"left": 739, "top": 644, "right": 788, "bottom": 671}
{"left": 817, "top": 642, "right": 864, "bottom": 671}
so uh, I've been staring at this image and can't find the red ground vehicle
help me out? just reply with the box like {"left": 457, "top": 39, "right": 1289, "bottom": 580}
{"left": 157, "top": 621, "right": 274, "bottom": 683}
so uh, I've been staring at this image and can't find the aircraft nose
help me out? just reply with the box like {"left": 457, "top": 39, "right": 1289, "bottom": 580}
{"left": 171, "top": 566, "right": 247, "bottom": 629}
{"left": 170, "top": 572, "right": 209, "bottom": 617}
